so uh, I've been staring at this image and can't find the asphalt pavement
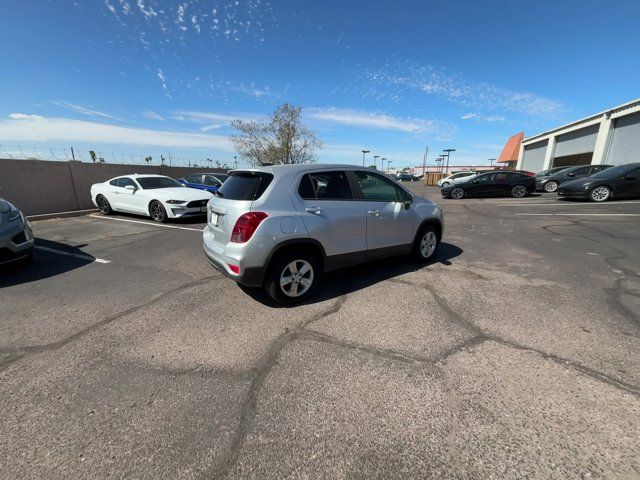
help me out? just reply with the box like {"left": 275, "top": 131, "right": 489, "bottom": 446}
{"left": 1, "top": 185, "right": 639, "bottom": 479}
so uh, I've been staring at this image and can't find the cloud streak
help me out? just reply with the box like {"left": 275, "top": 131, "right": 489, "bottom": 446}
{"left": 51, "top": 100, "right": 115, "bottom": 119}
{"left": 1, "top": 113, "right": 233, "bottom": 150}
{"left": 308, "top": 108, "right": 456, "bottom": 139}
{"left": 367, "top": 64, "right": 563, "bottom": 117}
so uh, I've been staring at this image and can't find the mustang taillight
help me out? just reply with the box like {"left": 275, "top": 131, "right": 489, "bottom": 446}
{"left": 230, "top": 212, "right": 268, "bottom": 243}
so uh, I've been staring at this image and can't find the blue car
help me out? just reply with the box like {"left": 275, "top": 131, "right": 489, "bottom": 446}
{"left": 177, "top": 173, "right": 229, "bottom": 193}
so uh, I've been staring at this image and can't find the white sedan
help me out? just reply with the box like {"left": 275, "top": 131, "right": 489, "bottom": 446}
{"left": 91, "top": 174, "right": 214, "bottom": 223}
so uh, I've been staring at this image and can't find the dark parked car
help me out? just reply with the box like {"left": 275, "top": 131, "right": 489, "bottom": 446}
{"left": 441, "top": 171, "right": 535, "bottom": 199}
{"left": 558, "top": 163, "right": 640, "bottom": 202}
{"left": 396, "top": 173, "right": 420, "bottom": 182}
{"left": 177, "top": 173, "right": 229, "bottom": 193}
{"left": 535, "top": 164, "right": 611, "bottom": 193}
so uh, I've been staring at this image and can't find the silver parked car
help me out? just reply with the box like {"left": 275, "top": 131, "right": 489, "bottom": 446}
{"left": 203, "top": 164, "right": 444, "bottom": 305}
{"left": 0, "top": 198, "right": 34, "bottom": 266}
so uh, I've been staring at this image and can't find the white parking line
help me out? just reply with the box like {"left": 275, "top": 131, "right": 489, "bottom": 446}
{"left": 514, "top": 213, "right": 640, "bottom": 217}
{"left": 497, "top": 201, "right": 640, "bottom": 206}
{"left": 35, "top": 246, "right": 111, "bottom": 263}
{"left": 28, "top": 208, "right": 98, "bottom": 219}
{"left": 89, "top": 214, "right": 204, "bottom": 232}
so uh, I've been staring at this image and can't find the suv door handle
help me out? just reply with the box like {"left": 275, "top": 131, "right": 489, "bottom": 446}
{"left": 305, "top": 206, "right": 322, "bottom": 215}
{"left": 367, "top": 209, "right": 380, "bottom": 216}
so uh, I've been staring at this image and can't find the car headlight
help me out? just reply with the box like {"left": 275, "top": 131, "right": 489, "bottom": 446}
{"left": 8, "top": 208, "right": 22, "bottom": 222}
{"left": 166, "top": 200, "right": 187, "bottom": 204}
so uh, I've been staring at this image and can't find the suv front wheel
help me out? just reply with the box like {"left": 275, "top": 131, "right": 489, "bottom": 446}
{"left": 413, "top": 225, "right": 440, "bottom": 262}
{"left": 266, "top": 250, "right": 320, "bottom": 306}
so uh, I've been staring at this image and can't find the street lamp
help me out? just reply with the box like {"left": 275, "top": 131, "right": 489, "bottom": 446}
{"left": 386, "top": 160, "right": 392, "bottom": 173}
{"left": 381, "top": 157, "right": 387, "bottom": 172}
{"left": 373, "top": 155, "right": 380, "bottom": 169}
{"left": 361, "top": 149, "right": 370, "bottom": 167}
{"left": 488, "top": 158, "right": 496, "bottom": 167}
{"left": 438, "top": 155, "right": 446, "bottom": 173}
{"left": 442, "top": 148, "right": 455, "bottom": 175}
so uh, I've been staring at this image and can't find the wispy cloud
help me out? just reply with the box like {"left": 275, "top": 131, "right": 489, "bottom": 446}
{"left": 461, "top": 112, "right": 505, "bottom": 122}
{"left": 1, "top": 113, "right": 233, "bottom": 150}
{"left": 157, "top": 68, "right": 170, "bottom": 97}
{"left": 308, "top": 107, "right": 457, "bottom": 139}
{"left": 174, "top": 110, "right": 259, "bottom": 125}
{"left": 367, "top": 64, "right": 563, "bottom": 117}
{"left": 142, "top": 110, "right": 165, "bottom": 121}
{"left": 232, "top": 83, "right": 277, "bottom": 99}
{"left": 51, "top": 100, "right": 115, "bottom": 119}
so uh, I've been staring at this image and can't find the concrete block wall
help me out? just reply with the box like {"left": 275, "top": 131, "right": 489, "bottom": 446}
{"left": 0, "top": 159, "right": 228, "bottom": 215}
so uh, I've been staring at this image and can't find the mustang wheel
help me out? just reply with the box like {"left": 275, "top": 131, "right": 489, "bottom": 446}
{"left": 266, "top": 251, "right": 319, "bottom": 306}
{"left": 510, "top": 184, "right": 527, "bottom": 198}
{"left": 413, "top": 225, "right": 440, "bottom": 261}
{"left": 544, "top": 181, "right": 559, "bottom": 193}
{"left": 96, "top": 195, "right": 113, "bottom": 215}
{"left": 149, "top": 201, "right": 168, "bottom": 223}
{"left": 450, "top": 187, "right": 465, "bottom": 200}
{"left": 590, "top": 186, "right": 611, "bottom": 202}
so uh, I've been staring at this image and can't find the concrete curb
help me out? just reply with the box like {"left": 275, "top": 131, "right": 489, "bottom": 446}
{"left": 27, "top": 209, "right": 98, "bottom": 222}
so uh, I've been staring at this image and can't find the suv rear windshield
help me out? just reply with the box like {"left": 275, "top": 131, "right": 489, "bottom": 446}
{"left": 216, "top": 171, "right": 273, "bottom": 200}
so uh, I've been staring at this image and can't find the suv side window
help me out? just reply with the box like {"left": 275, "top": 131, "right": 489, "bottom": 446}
{"left": 203, "top": 175, "right": 222, "bottom": 187}
{"left": 354, "top": 171, "right": 404, "bottom": 202}
{"left": 298, "top": 172, "right": 353, "bottom": 200}
{"left": 118, "top": 177, "right": 137, "bottom": 188}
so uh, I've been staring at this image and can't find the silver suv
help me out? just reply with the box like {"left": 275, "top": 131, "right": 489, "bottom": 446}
{"left": 202, "top": 164, "right": 444, "bottom": 305}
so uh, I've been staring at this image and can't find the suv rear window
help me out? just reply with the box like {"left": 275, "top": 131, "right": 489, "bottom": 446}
{"left": 298, "top": 171, "right": 353, "bottom": 200}
{"left": 217, "top": 171, "right": 273, "bottom": 200}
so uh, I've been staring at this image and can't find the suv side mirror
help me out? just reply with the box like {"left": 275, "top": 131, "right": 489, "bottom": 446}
{"left": 567, "top": 172, "right": 575, "bottom": 177}
{"left": 403, "top": 193, "right": 413, "bottom": 209}
{"left": 124, "top": 185, "right": 137, "bottom": 191}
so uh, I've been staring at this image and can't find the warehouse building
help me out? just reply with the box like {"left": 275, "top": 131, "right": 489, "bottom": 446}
{"left": 513, "top": 97, "right": 640, "bottom": 173}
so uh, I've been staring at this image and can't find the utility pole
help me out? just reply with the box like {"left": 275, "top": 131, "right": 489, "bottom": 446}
{"left": 442, "top": 148, "right": 455, "bottom": 175}
{"left": 361, "top": 149, "right": 370, "bottom": 167}
{"left": 70, "top": 146, "right": 76, "bottom": 161}
{"left": 422, "top": 146, "right": 428, "bottom": 176}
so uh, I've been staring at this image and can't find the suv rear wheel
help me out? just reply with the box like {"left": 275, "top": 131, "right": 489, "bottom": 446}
{"left": 265, "top": 250, "right": 320, "bottom": 306}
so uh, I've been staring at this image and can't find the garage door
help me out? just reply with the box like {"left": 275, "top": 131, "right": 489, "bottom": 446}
{"left": 554, "top": 124, "right": 599, "bottom": 158}
{"left": 521, "top": 140, "right": 548, "bottom": 172}
{"left": 607, "top": 112, "right": 640, "bottom": 166}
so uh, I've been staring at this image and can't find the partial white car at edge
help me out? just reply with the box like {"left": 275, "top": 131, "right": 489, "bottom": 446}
{"left": 91, "top": 174, "right": 213, "bottom": 223}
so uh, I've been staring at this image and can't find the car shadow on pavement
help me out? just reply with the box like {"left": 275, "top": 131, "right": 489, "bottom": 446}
{"left": 240, "top": 241, "right": 463, "bottom": 308}
{"left": 0, "top": 239, "right": 95, "bottom": 288}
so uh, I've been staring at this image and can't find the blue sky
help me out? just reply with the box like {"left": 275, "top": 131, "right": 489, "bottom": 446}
{"left": 1, "top": 0, "right": 639, "bottom": 168}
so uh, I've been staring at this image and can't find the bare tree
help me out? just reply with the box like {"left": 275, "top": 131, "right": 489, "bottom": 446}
{"left": 231, "top": 103, "right": 321, "bottom": 166}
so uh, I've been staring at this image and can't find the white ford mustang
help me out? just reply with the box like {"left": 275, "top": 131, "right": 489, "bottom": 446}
{"left": 91, "top": 174, "right": 214, "bottom": 223}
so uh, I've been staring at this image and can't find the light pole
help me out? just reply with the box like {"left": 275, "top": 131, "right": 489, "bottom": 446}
{"left": 442, "top": 148, "right": 455, "bottom": 175}
{"left": 438, "top": 155, "right": 446, "bottom": 173}
{"left": 488, "top": 158, "right": 496, "bottom": 167}
{"left": 361, "top": 149, "right": 370, "bottom": 167}
{"left": 373, "top": 155, "right": 380, "bottom": 169}
{"left": 386, "top": 160, "right": 392, "bottom": 173}
{"left": 381, "top": 157, "right": 387, "bottom": 172}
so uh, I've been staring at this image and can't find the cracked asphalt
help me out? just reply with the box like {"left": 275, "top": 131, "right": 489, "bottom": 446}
{"left": 1, "top": 186, "right": 640, "bottom": 479}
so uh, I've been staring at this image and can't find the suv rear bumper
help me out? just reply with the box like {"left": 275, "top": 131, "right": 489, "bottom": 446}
{"left": 202, "top": 226, "right": 268, "bottom": 287}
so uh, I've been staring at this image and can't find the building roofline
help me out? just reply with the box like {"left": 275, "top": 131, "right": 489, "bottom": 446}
{"left": 523, "top": 97, "right": 640, "bottom": 144}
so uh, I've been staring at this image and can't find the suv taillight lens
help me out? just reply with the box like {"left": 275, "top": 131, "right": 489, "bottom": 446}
{"left": 231, "top": 212, "right": 268, "bottom": 243}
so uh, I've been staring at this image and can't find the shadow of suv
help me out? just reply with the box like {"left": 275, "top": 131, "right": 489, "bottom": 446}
{"left": 202, "top": 164, "right": 445, "bottom": 305}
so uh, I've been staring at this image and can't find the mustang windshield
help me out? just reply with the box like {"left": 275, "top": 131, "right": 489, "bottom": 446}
{"left": 137, "top": 177, "right": 184, "bottom": 189}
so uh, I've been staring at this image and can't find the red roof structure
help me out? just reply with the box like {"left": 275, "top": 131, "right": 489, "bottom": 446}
{"left": 498, "top": 132, "right": 524, "bottom": 163}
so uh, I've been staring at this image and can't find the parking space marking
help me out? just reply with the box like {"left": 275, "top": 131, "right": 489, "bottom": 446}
{"left": 35, "top": 246, "right": 111, "bottom": 263}
{"left": 497, "top": 201, "right": 640, "bottom": 207}
{"left": 28, "top": 208, "right": 98, "bottom": 219}
{"left": 514, "top": 213, "right": 640, "bottom": 217}
{"left": 89, "top": 214, "right": 204, "bottom": 232}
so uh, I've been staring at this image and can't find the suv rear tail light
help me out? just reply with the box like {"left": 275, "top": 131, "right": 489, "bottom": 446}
{"left": 231, "top": 212, "right": 268, "bottom": 243}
